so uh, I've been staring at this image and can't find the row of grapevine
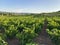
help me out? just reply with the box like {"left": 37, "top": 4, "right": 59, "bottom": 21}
{"left": 0, "top": 16, "right": 44, "bottom": 45}
{"left": 46, "top": 17, "right": 60, "bottom": 45}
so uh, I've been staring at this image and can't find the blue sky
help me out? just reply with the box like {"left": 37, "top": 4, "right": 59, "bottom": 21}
{"left": 0, "top": 0, "right": 60, "bottom": 13}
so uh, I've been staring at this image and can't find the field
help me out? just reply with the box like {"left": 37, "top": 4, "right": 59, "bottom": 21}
{"left": 0, "top": 15, "right": 60, "bottom": 45}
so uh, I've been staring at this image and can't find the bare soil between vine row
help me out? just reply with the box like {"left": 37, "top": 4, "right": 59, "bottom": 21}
{"left": 33, "top": 20, "right": 55, "bottom": 45}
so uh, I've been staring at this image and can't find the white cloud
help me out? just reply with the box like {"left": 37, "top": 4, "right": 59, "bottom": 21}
{"left": 0, "top": 8, "right": 60, "bottom": 13}
{"left": 0, "top": 8, "right": 42, "bottom": 13}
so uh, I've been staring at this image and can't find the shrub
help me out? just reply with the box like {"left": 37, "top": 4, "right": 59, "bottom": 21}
{"left": 46, "top": 28, "right": 60, "bottom": 45}
{"left": 0, "top": 36, "right": 8, "bottom": 45}
{"left": 5, "top": 25, "right": 18, "bottom": 39}
{"left": 16, "top": 28, "right": 37, "bottom": 45}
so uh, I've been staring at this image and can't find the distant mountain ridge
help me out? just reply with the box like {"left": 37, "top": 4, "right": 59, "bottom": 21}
{"left": 0, "top": 11, "right": 60, "bottom": 16}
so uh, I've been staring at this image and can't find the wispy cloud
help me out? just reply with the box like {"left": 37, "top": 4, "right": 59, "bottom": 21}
{"left": 0, "top": 8, "right": 42, "bottom": 13}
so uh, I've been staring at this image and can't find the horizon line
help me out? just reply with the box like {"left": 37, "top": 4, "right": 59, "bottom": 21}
{"left": 0, "top": 10, "right": 59, "bottom": 14}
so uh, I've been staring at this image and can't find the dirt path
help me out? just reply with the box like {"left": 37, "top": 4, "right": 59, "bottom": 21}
{"left": 7, "top": 38, "right": 19, "bottom": 45}
{"left": 33, "top": 19, "right": 55, "bottom": 45}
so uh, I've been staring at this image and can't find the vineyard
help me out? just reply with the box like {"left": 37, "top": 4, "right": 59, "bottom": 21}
{"left": 46, "top": 17, "right": 60, "bottom": 45}
{"left": 0, "top": 15, "right": 60, "bottom": 45}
